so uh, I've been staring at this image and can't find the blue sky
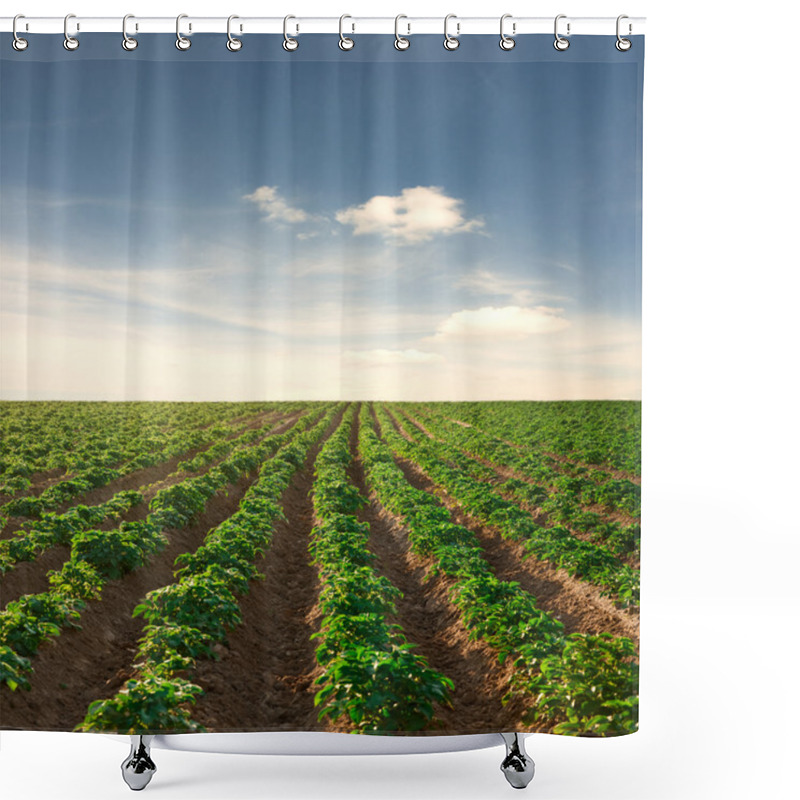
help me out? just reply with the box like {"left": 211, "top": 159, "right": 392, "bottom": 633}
{"left": 0, "top": 34, "right": 643, "bottom": 401}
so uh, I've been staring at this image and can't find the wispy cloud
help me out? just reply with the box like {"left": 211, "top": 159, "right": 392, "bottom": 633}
{"left": 344, "top": 349, "right": 444, "bottom": 366}
{"left": 457, "top": 268, "right": 572, "bottom": 306}
{"left": 429, "top": 305, "right": 570, "bottom": 342}
{"left": 336, "top": 186, "right": 483, "bottom": 245}
{"left": 243, "top": 185, "right": 310, "bottom": 224}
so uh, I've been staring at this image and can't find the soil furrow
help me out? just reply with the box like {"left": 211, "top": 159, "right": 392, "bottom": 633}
{"left": 348, "top": 406, "right": 527, "bottom": 732}
{"left": 188, "top": 405, "right": 348, "bottom": 733}
{"left": 377, "top": 407, "right": 639, "bottom": 650}
{"left": 0, "top": 454, "right": 280, "bottom": 730}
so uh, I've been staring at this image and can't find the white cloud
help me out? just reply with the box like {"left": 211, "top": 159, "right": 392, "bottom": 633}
{"left": 243, "top": 186, "right": 309, "bottom": 224}
{"left": 335, "top": 186, "right": 483, "bottom": 244}
{"left": 344, "top": 349, "right": 444, "bottom": 366}
{"left": 430, "top": 305, "right": 570, "bottom": 341}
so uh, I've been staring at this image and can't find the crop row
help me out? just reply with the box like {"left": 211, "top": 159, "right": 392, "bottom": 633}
{"left": 435, "top": 401, "right": 641, "bottom": 476}
{"left": 0, "top": 490, "right": 144, "bottom": 574}
{"left": 309, "top": 406, "right": 453, "bottom": 732}
{"left": 1, "top": 412, "right": 251, "bottom": 519}
{"left": 0, "top": 402, "right": 262, "bottom": 496}
{"left": 76, "top": 405, "right": 342, "bottom": 733}
{"left": 375, "top": 406, "right": 639, "bottom": 606}
{"left": 362, "top": 405, "right": 638, "bottom": 734}
{"left": 0, "top": 406, "right": 330, "bottom": 693}
{"left": 405, "top": 404, "right": 640, "bottom": 517}
{"left": 0, "top": 411, "right": 307, "bottom": 573}
{"left": 395, "top": 405, "right": 640, "bottom": 558}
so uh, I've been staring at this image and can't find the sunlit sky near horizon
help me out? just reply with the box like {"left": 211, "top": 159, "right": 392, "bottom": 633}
{"left": 0, "top": 34, "right": 642, "bottom": 401}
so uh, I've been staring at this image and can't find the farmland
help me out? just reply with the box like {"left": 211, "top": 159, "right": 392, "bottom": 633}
{"left": 0, "top": 400, "right": 640, "bottom": 736}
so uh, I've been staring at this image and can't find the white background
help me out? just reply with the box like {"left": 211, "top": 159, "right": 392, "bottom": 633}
{"left": 2, "top": 1, "right": 798, "bottom": 798}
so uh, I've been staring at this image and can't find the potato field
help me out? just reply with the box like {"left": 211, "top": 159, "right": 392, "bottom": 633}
{"left": 0, "top": 400, "right": 640, "bottom": 736}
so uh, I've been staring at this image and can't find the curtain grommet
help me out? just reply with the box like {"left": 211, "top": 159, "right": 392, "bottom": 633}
{"left": 339, "top": 14, "right": 355, "bottom": 50}
{"left": 283, "top": 15, "right": 299, "bottom": 51}
{"left": 12, "top": 15, "right": 29, "bottom": 51}
{"left": 226, "top": 15, "right": 243, "bottom": 51}
{"left": 443, "top": 14, "right": 460, "bottom": 51}
{"left": 63, "top": 13, "right": 79, "bottom": 51}
{"left": 176, "top": 13, "right": 191, "bottom": 50}
{"left": 554, "top": 15, "right": 570, "bottom": 51}
{"left": 394, "top": 15, "right": 410, "bottom": 50}
{"left": 499, "top": 14, "right": 515, "bottom": 50}
{"left": 122, "top": 14, "right": 138, "bottom": 51}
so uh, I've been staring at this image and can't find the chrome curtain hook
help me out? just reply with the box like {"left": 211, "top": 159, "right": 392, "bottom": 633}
{"left": 554, "top": 14, "right": 570, "bottom": 51}
{"left": 176, "top": 13, "right": 191, "bottom": 50}
{"left": 616, "top": 14, "right": 632, "bottom": 51}
{"left": 394, "top": 14, "right": 410, "bottom": 50}
{"left": 443, "top": 14, "right": 460, "bottom": 50}
{"left": 12, "top": 14, "right": 28, "bottom": 51}
{"left": 227, "top": 15, "right": 242, "bottom": 51}
{"left": 499, "top": 14, "right": 515, "bottom": 50}
{"left": 122, "top": 14, "right": 138, "bottom": 51}
{"left": 283, "top": 15, "right": 298, "bottom": 51}
{"left": 339, "top": 14, "right": 354, "bottom": 50}
{"left": 63, "top": 13, "right": 79, "bottom": 51}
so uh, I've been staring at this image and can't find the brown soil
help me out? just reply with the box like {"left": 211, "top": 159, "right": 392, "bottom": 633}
{"left": 188, "top": 406, "right": 347, "bottom": 733}
{"left": 0, "top": 459, "right": 276, "bottom": 730}
{"left": 377, "top": 408, "right": 639, "bottom": 651}
{"left": 347, "top": 408, "right": 529, "bottom": 733}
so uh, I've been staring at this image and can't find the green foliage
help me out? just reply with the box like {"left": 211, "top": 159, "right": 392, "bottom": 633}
{"left": 361, "top": 403, "right": 638, "bottom": 736}
{"left": 135, "top": 623, "right": 217, "bottom": 664}
{"left": 377, "top": 404, "right": 639, "bottom": 605}
{"left": 70, "top": 523, "right": 162, "bottom": 580}
{"left": 0, "top": 644, "right": 33, "bottom": 691}
{"left": 309, "top": 407, "right": 453, "bottom": 732}
{"left": 75, "top": 403, "right": 341, "bottom": 734}
{"left": 133, "top": 575, "right": 242, "bottom": 642}
{"left": 522, "top": 633, "right": 639, "bottom": 735}
{"left": 315, "top": 643, "right": 453, "bottom": 732}
{"left": 0, "top": 592, "right": 84, "bottom": 658}
{"left": 77, "top": 670, "right": 206, "bottom": 733}
{"left": 47, "top": 559, "right": 104, "bottom": 601}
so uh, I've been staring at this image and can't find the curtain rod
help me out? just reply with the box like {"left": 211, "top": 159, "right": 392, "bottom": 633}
{"left": 1, "top": 16, "right": 645, "bottom": 36}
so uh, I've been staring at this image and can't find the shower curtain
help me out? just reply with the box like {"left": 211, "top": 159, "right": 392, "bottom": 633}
{"left": 0, "top": 28, "right": 643, "bottom": 737}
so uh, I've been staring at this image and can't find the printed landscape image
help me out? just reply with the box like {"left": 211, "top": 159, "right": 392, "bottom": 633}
{"left": 1, "top": 44, "right": 642, "bottom": 736}
{"left": 0, "top": 399, "right": 639, "bottom": 735}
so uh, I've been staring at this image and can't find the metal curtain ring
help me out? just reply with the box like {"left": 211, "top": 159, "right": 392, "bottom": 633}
{"left": 227, "top": 15, "right": 242, "bottom": 51}
{"left": 616, "top": 14, "right": 632, "bottom": 51}
{"left": 63, "top": 13, "right": 79, "bottom": 50}
{"left": 554, "top": 14, "right": 570, "bottom": 51}
{"left": 176, "top": 14, "right": 191, "bottom": 50}
{"left": 12, "top": 14, "right": 28, "bottom": 51}
{"left": 499, "top": 14, "right": 515, "bottom": 50}
{"left": 394, "top": 14, "right": 410, "bottom": 50}
{"left": 122, "top": 14, "right": 138, "bottom": 51}
{"left": 339, "top": 14, "right": 354, "bottom": 50}
{"left": 443, "top": 14, "right": 459, "bottom": 50}
{"left": 283, "top": 15, "right": 298, "bottom": 51}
